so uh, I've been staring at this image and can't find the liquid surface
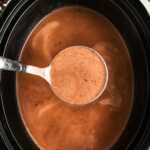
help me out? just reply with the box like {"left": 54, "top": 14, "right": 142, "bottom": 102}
{"left": 17, "top": 6, "right": 133, "bottom": 150}
{"left": 51, "top": 46, "right": 107, "bottom": 105}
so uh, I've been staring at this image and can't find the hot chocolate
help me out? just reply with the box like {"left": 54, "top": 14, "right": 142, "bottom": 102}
{"left": 51, "top": 46, "right": 108, "bottom": 105}
{"left": 16, "top": 6, "right": 133, "bottom": 150}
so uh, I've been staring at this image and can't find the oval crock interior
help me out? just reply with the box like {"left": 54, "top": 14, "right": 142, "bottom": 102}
{"left": 0, "top": 0, "right": 149, "bottom": 149}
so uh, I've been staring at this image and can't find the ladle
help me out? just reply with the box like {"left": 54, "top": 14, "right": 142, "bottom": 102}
{"left": 0, "top": 46, "right": 108, "bottom": 105}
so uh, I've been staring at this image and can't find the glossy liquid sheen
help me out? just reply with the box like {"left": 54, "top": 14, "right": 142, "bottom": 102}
{"left": 16, "top": 6, "right": 133, "bottom": 150}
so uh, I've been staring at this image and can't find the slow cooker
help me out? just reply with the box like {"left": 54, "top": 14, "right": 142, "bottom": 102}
{"left": 0, "top": 0, "right": 150, "bottom": 149}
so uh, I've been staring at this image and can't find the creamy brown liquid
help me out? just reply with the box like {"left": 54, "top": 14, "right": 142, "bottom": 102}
{"left": 17, "top": 6, "right": 133, "bottom": 150}
{"left": 51, "top": 46, "right": 107, "bottom": 105}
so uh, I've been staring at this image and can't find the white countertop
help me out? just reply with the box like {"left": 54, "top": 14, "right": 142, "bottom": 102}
{"left": 140, "top": 0, "right": 150, "bottom": 14}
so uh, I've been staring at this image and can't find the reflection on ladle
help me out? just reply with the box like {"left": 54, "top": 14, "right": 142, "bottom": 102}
{"left": 0, "top": 46, "right": 108, "bottom": 105}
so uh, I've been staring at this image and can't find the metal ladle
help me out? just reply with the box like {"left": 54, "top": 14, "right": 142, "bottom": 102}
{"left": 0, "top": 46, "right": 108, "bottom": 105}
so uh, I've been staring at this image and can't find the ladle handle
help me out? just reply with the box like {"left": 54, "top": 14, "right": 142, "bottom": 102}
{"left": 0, "top": 56, "right": 26, "bottom": 72}
{"left": 0, "top": 56, "right": 50, "bottom": 84}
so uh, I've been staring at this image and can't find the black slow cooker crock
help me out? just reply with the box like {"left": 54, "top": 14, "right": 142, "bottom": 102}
{"left": 0, "top": 0, "right": 150, "bottom": 150}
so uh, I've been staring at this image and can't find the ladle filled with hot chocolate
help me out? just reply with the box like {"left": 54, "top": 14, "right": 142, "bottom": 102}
{"left": 0, "top": 45, "right": 108, "bottom": 105}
